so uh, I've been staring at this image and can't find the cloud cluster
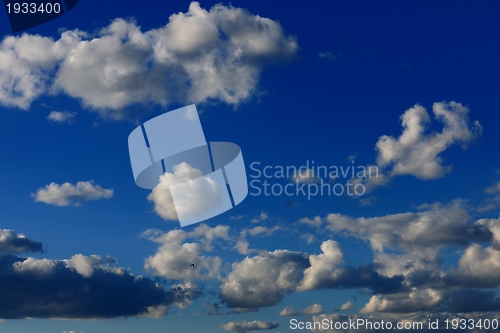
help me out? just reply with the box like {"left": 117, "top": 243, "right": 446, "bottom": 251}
{"left": 325, "top": 202, "right": 490, "bottom": 257}
{"left": 32, "top": 180, "right": 113, "bottom": 206}
{"left": 356, "top": 102, "right": 481, "bottom": 193}
{"left": 376, "top": 102, "right": 481, "bottom": 179}
{"left": 338, "top": 301, "right": 353, "bottom": 311}
{"left": 142, "top": 224, "right": 230, "bottom": 280}
{"left": 0, "top": 230, "right": 199, "bottom": 319}
{"left": 0, "top": 2, "right": 298, "bottom": 119}
{"left": 219, "top": 240, "right": 402, "bottom": 311}
{"left": 220, "top": 250, "right": 309, "bottom": 309}
{"left": 279, "top": 304, "right": 324, "bottom": 316}
{"left": 298, "top": 202, "right": 500, "bottom": 316}
{"left": 220, "top": 320, "right": 279, "bottom": 333}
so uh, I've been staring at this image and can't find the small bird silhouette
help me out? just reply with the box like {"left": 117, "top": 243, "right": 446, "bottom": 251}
{"left": 191, "top": 263, "right": 195, "bottom": 267}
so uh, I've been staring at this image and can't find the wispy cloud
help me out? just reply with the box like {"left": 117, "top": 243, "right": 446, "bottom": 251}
{"left": 46, "top": 111, "right": 77, "bottom": 123}
{"left": 32, "top": 181, "right": 113, "bottom": 206}
{"left": 220, "top": 320, "right": 279, "bottom": 333}
{"left": 319, "top": 51, "right": 336, "bottom": 61}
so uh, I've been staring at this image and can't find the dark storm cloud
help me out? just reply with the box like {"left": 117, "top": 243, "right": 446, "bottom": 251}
{"left": 0, "top": 254, "right": 200, "bottom": 319}
{"left": 0, "top": 229, "right": 43, "bottom": 254}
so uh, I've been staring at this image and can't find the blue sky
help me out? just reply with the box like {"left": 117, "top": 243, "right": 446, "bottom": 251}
{"left": 1, "top": 1, "right": 500, "bottom": 332}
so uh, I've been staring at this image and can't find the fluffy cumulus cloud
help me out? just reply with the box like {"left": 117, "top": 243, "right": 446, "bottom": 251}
{"left": 446, "top": 241, "right": 500, "bottom": 288}
{"left": 0, "top": 2, "right": 298, "bottom": 119}
{"left": 360, "top": 288, "right": 500, "bottom": 314}
{"left": 142, "top": 224, "right": 230, "bottom": 280}
{"left": 299, "top": 216, "right": 322, "bottom": 227}
{"left": 32, "top": 180, "right": 113, "bottom": 206}
{"left": 219, "top": 240, "right": 402, "bottom": 311}
{"left": 376, "top": 102, "right": 481, "bottom": 179}
{"left": 486, "top": 182, "right": 500, "bottom": 194}
{"left": 279, "top": 306, "right": 298, "bottom": 316}
{"left": 338, "top": 301, "right": 353, "bottom": 311}
{"left": 0, "top": 230, "right": 199, "bottom": 319}
{"left": 297, "top": 240, "right": 344, "bottom": 291}
{"left": 147, "top": 162, "right": 229, "bottom": 222}
{"left": 46, "top": 110, "right": 77, "bottom": 123}
{"left": 220, "top": 250, "right": 309, "bottom": 310}
{"left": 303, "top": 304, "right": 324, "bottom": 315}
{"left": 356, "top": 102, "right": 481, "bottom": 193}
{"left": 220, "top": 320, "right": 279, "bottom": 333}
{"left": 360, "top": 288, "right": 445, "bottom": 314}
{"left": 294, "top": 202, "right": 500, "bottom": 316}
{"left": 324, "top": 202, "right": 490, "bottom": 257}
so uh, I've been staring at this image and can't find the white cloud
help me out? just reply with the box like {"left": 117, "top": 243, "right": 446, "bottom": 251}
{"left": 338, "top": 301, "right": 353, "bottom": 311}
{"left": 486, "top": 182, "right": 500, "bottom": 194}
{"left": 32, "top": 181, "right": 113, "bottom": 206}
{"left": 147, "top": 162, "right": 226, "bottom": 222}
{"left": 279, "top": 306, "right": 298, "bottom": 316}
{"left": 220, "top": 320, "right": 279, "bottom": 333}
{"left": 220, "top": 250, "right": 309, "bottom": 309}
{"left": 360, "top": 289, "right": 445, "bottom": 314}
{"left": 247, "top": 226, "right": 280, "bottom": 237}
{"left": 324, "top": 202, "right": 490, "bottom": 258}
{"left": 448, "top": 243, "right": 500, "bottom": 288}
{"left": 230, "top": 215, "right": 246, "bottom": 221}
{"left": 0, "top": 34, "right": 62, "bottom": 109}
{"left": 298, "top": 240, "right": 344, "bottom": 291}
{"left": 373, "top": 252, "right": 442, "bottom": 280}
{"left": 303, "top": 303, "right": 324, "bottom": 315}
{"left": 13, "top": 257, "right": 56, "bottom": 276}
{"left": 46, "top": 111, "right": 77, "bottom": 123}
{"left": 375, "top": 102, "right": 481, "bottom": 180}
{"left": 358, "top": 197, "right": 377, "bottom": 206}
{"left": 64, "top": 254, "right": 121, "bottom": 278}
{"left": 300, "top": 233, "right": 316, "bottom": 244}
{"left": 142, "top": 224, "right": 229, "bottom": 280}
{"left": 251, "top": 211, "right": 269, "bottom": 223}
{"left": 233, "top": 240, "right": 258, "bottom": 255}
{"left": 220, "top": 240, "right": 395, "bottom": 310}
{"left": 279, "top": 304, "right": 323, "bottom": 316}
{"left": 299, "top": 216, "right": 322, "bottom": 227}
{"left": 0, "top": 2, "right": 298, "bottom": 119}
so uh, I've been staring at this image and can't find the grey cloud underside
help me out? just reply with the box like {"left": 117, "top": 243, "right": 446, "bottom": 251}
{"left": 218, "top": 249, "right": 404, "bottom": 310}
{"left": 0, "top": 254, "right": 200, "bottom": 319}
{"left": 0, "top": 229, "right": 43, "bottom": 254}
{"left": 220, "top": 320, "right": 279, "bottom": 333}
{"left": 0, "top": 230, "right": 200, "bottom": 319}
{"left": 319, "top": 205, "right": 500, "bottom": 314}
